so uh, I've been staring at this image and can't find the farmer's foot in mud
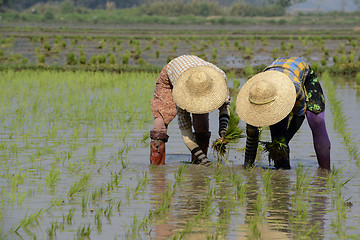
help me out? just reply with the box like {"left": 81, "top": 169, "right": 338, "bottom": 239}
{"left": 274, "top": 159, "right": 291, "bottom": 169}
{"left": 192, "top": 157, "right": 211, "bottom": 167}
{"left": 243, "top": 160, "right": 254, "bottom": 169}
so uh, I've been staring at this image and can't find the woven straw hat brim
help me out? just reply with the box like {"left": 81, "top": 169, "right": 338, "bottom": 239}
{"left": 236, "top": 71, "right": 296, "bottom": 127}
{"left": 173, "top": 66, "right": 228, "bottom": 114}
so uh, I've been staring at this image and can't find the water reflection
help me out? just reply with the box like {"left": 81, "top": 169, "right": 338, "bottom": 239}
{"left": 148, "top": 165, "right": 233, "bottom": 239}
{"left": 148, "top": 167, "right": 175, "bottom": 239}
{"left": 266, "top": 170, "right": 291, "bottom": 234}
{"left": 148, "top": 165, "right": 329, "bottom": 239}
{"left": 308, "top": 169, "right": 328, "bottom": 239}
{"left": 241, "top": 168, "right": 329, "bottom": 239}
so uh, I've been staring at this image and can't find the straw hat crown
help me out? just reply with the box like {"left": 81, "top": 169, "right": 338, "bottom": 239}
{"left": 248, "top": 80, "right": 277, "bottom": 105}
{"left": 236, "top": 71, "right": 296, "bottom": 127}
{"left": 173, "top": 66, "right": 228, "bottom": 114}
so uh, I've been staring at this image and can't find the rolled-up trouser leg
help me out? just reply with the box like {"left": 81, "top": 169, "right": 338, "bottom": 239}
{"left": 244, "top": 124, "right": 259, "bottom": 168}
{"left": 191, "top": 113, "right": 210, "bottom": 163}
{"left": 150, "top": 118, "right": 169, "bottom": 165}
{"left": 150, "top": 131, "right": 169, "bottom": 165}
{"left": 306, "top": 111, "right": 330, "bottom": 170}
{"left": 270, "top": 116, "right": 290, "bottom": 169}
{"left": 192, "top": 132, "right": 211, "bottom": 164}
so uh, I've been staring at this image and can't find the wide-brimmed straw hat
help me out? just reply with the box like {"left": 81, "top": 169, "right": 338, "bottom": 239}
{"left": 236, "top": 71, "right": 296, "bottom": 127}
{"left": 172, "top": 65, "right": 228, "bottom": 114}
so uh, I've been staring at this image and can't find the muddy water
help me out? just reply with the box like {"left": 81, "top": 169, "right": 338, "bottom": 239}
{"left": 2, "top": 76, "right": 360, "bottom": 240}
{"left": 123, "top": 77, "right": 360, "bottom": 239}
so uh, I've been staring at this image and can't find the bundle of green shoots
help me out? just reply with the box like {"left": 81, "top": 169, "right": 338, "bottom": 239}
{"left": 260, "top": 138, "right": 288, "bottom": 164}
{"left": 212, "top": 105, "right": 244, "bottom": 157}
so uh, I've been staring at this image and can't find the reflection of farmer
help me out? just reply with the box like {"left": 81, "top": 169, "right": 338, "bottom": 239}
{"left": 236, "top": 57, "right": 330, "bottom": 170}
{"left": 150, "top": 55, "right": 230, "bottom": 166}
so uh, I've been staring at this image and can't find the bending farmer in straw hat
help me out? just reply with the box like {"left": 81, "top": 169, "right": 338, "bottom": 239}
{"left": 236, "top": 57, "right": 330, "bottom": 170}
{"left": 150, "top": 55, "right": 230, "bottom": 166}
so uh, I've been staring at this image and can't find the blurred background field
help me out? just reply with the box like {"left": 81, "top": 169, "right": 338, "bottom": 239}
{"left": 1, "top": 1, "right": 360, "bottom": 239}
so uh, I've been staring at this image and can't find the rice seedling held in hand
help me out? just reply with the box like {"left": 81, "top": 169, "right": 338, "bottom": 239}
{"left": 212, "top": 104, "right": 244, "bottom": 158}
{"left": 260, "top": 138, "right": 289, "bottom": 166}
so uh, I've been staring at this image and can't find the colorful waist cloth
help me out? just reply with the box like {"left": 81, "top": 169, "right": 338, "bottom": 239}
{"left": 304, "top": 68, "right": 325, "bottom": 114}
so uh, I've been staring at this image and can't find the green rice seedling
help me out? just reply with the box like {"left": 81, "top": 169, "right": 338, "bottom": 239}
{"left": 116, "top": 200, "right": 122, "bottom": 213}
{"left": 97, "top": 54, "right": 106, "bottom": 64}
{"left": 338, "top": 42, "right": 345, "bottom": 53}
{"left": 67, "top": 158, "right": 84, "bottom": 174}
{"left": 66, "top": 207, "right": 76, "bottom": 225}
{"left": 89, "top": 55, "right": 97, "bottom": 65}
{"left": 122, "top": 51, "right": 130, "bottom": 64}
{"left": 212, "top": 103, "right": 244, "bottom": 158}
{"left": 76, "top": 224, "right": 91, "bottom": 238}
{"left": 44, "top": 42, "right": 51, "bottom": 51}
{"left": 355, "top": 72, "right": 360, "bottom": 86}
{"left": 66, "top": 52, "right": 77, "bottom": 65}
{"left": 348, "top": 51, "right": 356, "bottom": 64}
{"left": 244, "top": 65, "right": 254, "bottom": 77}
{"left": 260, "top": 138, "right": 288, "bottom": 166}
{"left": 87, "top": 145, "right": 97, "bottom": 164}
{"left": 108, "top": 54, "right": 117, "bottom": 64}
{"left": 94, "top": 207, "right": 102, "bottom": 233}
{"left": 153, "top": 182, "right": 174, "bottom": 216}
{"left": 321, "top": 47, "right": 329, "bottom": 56}
{"left": 301, "top": 38, "right": 308, "bottom": 46}
{"left": 126, "top": 186, "right": 131, "bottom": 203}
{"left": 14, "top": 208, "right": 43, "bottom": 232}
{"left": 46, "top": 166, "right": 60, "bottom": 189}
{"left": 47, "top": 221, "right": 58, "bottom": 238}
{"left": 332, "top": 55, "right": 339, "bottom": 65}
{"left": 79, "top": 54, "right": 87, "bottom": 64}
{"left": 294, "top": 165, "right": 310, "bottom": 192}
{"left": 17, "top": 190, "right": 26, "bottom": 207}
{"left": 340, "top": 54, "right": 347, "bottom": 65}
{"left": 103, "top": 203, "right": 113, "bottom": 222}
{"left": 211, "top": 47, "right": 217, "bottom": 61}
{"left": 287, "top": 42, "right": 294, "bottom": 49}
{"left": 133, "top": 170, "right": 149, "bottom": 199}
{"left": 244, "top": 47, "right": 253, "bottom": 58}
{"left": 138, "top": 57, "right": 146, "bottom": 65}
{"left": 272, "top": 48, "right": 279, "bottom": 59}
{"left": 231, "top": 173, "right": 246, "bottom": 204}
{"left": 281, "top": 41, "right": 286, "bottom": 51}
{"left": 38, "top": 54, "right": 45, "bottom": 64}
{"left": 306, "top": 48, "right": 312, "bottom": 55}
{"left": 321, "top": 56, "right": 327, "bottom": 66}
{"left": 261, "top": 168, "right": 274, "bottom": 200}
{"left": 81, "top": 194, "right": 89, "bottom": 212}
{"left": 68, "top": 172, "right": 91, "bottom": 199}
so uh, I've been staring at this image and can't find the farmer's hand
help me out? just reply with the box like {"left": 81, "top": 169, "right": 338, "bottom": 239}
{"left": 219, "top": 129, "right": 226, "bottom": 143}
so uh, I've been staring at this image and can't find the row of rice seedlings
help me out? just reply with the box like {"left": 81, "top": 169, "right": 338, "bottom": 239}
{"left": 0, "top": 70, "right": 156, "bottom": 237}
{"left": 321, "top": 71, "right": 360, "bottom": 164}
{"left": 327, "top": 167, "right": 355, "bottom": 238}
{"left": 3, "top": 32, "right": 359, "bottom": 68}
{"left": 0, "top": 70, "right": 155, "bottom": 135}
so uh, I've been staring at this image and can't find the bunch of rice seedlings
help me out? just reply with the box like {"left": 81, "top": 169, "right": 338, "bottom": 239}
{"left": 212, "top": 104, "right": 244, "bottom": 157}
{"left": 260, "top": 138, "right": 288, "bottom": 164}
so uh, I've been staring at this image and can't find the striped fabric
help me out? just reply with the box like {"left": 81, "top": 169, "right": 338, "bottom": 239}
{"left": 244, "top": 124, "right": 260, "bottom": 165}
{"left": 167, "top": 55, "right": 227, "bottom": 84}
{"left": 167, "top": 55, "right": 230, "bottom": 130}
{"left": 264, "top": 57, "right": 311, "bottom": 116}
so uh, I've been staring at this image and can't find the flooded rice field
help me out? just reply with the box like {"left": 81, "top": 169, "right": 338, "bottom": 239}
{"left": 0, "top": 68, "right": 359, "bottom": 239}
{"left": 1, "top": 22, "right": 360, "bottom": 239}
{"left": 1, "top": 22, "right": 360, "bottom": 69}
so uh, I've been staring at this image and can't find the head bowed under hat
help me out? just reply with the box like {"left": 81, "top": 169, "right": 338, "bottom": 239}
{"left": 172, "top": 65, "right": 228, "bottom": 114}
{"left": 236, "top": 71, "right": 296, "bottom": 127}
